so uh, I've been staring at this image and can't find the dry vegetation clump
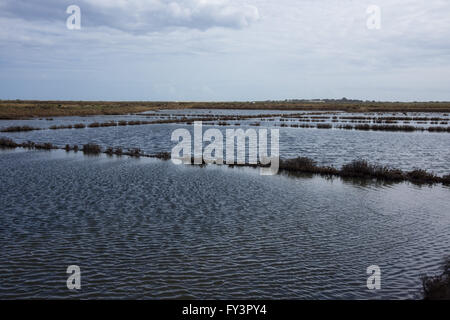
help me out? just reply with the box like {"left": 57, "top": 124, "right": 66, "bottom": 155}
{"left": 340, "top": 160, "right": 375, "bottom": 177}
{"left": 35, "top": 142, "right": 55, "bottom": 150}
{"left": 50, "top": 124, "right": 73, "bottom": 130}
{"left": 280, "top": 157, "right": 318, "bottom": 172}
{"left": 153, "top": 152, "right": 171, "bottom": 160}
{"left": 406, "top": 169, "right": 438, "bottom": 183}
{"left": 21, "top": 141, "right": 35, "bottom": 149}
{"left": 1, "top": 125, "right": 40, "bottom": 132}
{"left": 127, "top": 148, "right": 142, "bottom": 157}
{"left": 100, "top": 121, "right": 117, "bottom": 127}
{"left": 278, "top": 158, "right": 442, "bottom": 184}
{"left": 340, "top": 160, "right": 404, "bottom": 181}
{"left": 422, "top": 259, "right": 450, "bottom": 300}
{"left": 0, "top": 137, "right": 18, "bottom": 148}
{"left": 316, "top": 123, "right": 332, "bottom": 129}
{"left": 442, "top": 175, "right": 450, "bottom": 185}
{"left": 279, "top": 157, "right": 338, "bottom": 175}
{"left": 82, "top": 143, "right": 102, "bottom": 154}
{"left": 105, "top": 147, "right": 114, "bottom": 155}
{"left": 428, "top": 126, "right": 450, "bottom": 132}
{"left": 127, "top": 120, "right": 142, "bottom": 126}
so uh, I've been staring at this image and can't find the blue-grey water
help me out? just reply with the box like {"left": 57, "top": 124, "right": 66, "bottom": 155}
{"left": 2, "top": 110, "right": 450, "bottom": 174}
{"left": 1, "top": 110, "right": 450, "bottom": 299}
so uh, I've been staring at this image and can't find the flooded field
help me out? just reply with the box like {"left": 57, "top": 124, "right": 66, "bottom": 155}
{"left": 1, "top": 109, "right": 450, "bottom": 174}
{"left": 1, "top": 109, "right": 450, "bottom": 299}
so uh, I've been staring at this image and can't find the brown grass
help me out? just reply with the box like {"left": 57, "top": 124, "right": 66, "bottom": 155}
{"left": 1, "top": 125, "right": 41, "bottom": 132}
{"left": 82, "top": 143, "right": 102, "bottom": 154}
{"left": 0, "top": 101, "right": 163, "bottom": 119}
{"left": 2, "top": 100, "right": 450, "bottom": 119}
{"left": 422, "top": 258, "right": 450, "bottom": 300}
{"left": 0, "top": 137, "right": 18, "bottom": 148}
{"left": 2, "top": 136, "right": 450, "bottom": 185}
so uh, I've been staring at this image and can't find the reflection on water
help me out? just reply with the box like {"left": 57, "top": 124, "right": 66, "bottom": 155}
{"left": 0, "top": 149, "right": 449, "bottom": 299}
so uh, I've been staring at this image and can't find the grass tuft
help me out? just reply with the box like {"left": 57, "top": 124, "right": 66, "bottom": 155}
{"left": 82, "top": 143, "right": 102, "bottom": 154}
{"left": 422, "top": 258, "right": 450, "bottom": 300}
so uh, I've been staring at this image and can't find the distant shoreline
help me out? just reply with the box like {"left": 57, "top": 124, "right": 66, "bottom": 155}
{"left": 2, "top": 100, "right": 450, "bottom": 119}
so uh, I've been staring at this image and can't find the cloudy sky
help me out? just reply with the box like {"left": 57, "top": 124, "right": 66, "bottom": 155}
{"left": 0, "top": 0, "right": 449, "bottom": 101}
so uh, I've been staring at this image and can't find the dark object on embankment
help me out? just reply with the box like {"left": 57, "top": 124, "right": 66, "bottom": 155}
{"left": 422, "top": 258, "right": 450, "bottom": 300}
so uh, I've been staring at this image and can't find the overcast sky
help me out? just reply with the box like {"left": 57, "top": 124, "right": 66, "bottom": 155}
{"left": 0, "top": 0, "right": 449, "bottom": 101}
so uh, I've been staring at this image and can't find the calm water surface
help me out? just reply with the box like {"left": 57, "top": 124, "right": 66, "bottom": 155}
{"left": 0, "top": 149, "right": 449, "bottom": 299}
{"left": 1, "top": 110, "right": 450, "bottom": 174}
{"left": 1, "top": 110, "right": 450, "bottom": 299}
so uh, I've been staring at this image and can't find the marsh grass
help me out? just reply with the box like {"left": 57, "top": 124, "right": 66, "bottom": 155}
{"left": 100, "top": 121, "right": 117, "bottom": 127}
{"left": 35, "top": 143, "right": 55, "bottom": 150}
{"left": 126, "top": 148, "right": 142, "bottom": 157}
{"left": 1, "top": 137, "right": 449, "bottom": 185}
{"left": 50, "top": 124, "right": 73, "bottom": 130}
{"left": 105, "top": 147, "right": 114, "bottom": 156}
{"left": 279, "top": 158, "right": 442, "bottom": 184}
{"left": 406, "top": 169, "right": 438, "bottom": 183}
{"left": 341, "top": 160, "right": 404, "bottom": 181}
{"left": 0, "top": 137, "right": 18, "bottom": 148}
{"left": 82, "top": 143, "right": 102, "bottom": 154}
{"left": 442, "top": 175, "right": 450, "bottom": 185}
{"left": 21, "top": 141, "right": 35, "bottom": 149}
{"left": 422, "top": 258, "right": 450, "bottom": 300}
{"left": 1, "top": 125, "right": 41, "bottom": 132}
{"left": 153, "top": 152, "right": 171, "bottom": 160}
{"left": 316, "top": 123, "right": 332, "bottom": 129}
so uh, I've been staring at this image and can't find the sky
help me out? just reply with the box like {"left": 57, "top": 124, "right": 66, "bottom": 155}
{"left": 0, "top": 0, "right": 449, "bottom": 101}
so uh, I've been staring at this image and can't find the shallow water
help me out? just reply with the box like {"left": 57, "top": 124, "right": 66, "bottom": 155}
{"left": 1, "top": 109, "right": 450, "bottom": 299}
{"left": 1, "top": 109, "right": 450, "bottom": 174}
{"left": 0, "top": 149, "right": 449, "bottom": 299}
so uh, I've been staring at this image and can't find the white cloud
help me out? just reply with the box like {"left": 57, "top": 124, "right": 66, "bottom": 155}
{"left": 1, "top": 0, "right": 450, "bottom": 101}
{"left": 0, "top": 0, "right": 260, "bottom": 32}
